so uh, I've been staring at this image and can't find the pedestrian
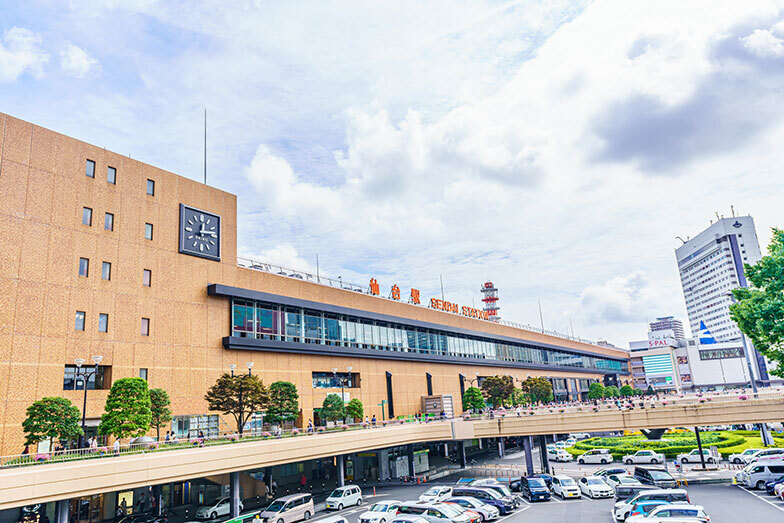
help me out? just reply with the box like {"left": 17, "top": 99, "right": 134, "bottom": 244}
{"left": 307, "top": 419, "right": 313, "bottom": 433}
{"left": 90, "top": 436, "right": 98, "bottom": 451}
{"left": 371, "top": 415, "right": 376, "bottom": 426}
{"left": 300, "top": 473, "right": 307, "bottom": 487}
{"left": 271, "top": 478, "right": 278, "bottom": 495}
{"left": 22, "top": 445, "right": 29, "bottom": 455}
{"left": 164, "top": 431, "right": 171, "bottom": 444}
{"left": 113, "top": 438, "right": 120, "bottom": 456}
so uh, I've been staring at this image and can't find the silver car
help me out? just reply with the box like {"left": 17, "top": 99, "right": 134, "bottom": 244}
{"left": 444, "top": 497, "right": 499, "bottom": 521}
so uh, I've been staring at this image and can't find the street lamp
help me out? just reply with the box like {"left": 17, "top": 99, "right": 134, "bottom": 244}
{"left": 75, "top": 355, "right": 103, "bottom": 448}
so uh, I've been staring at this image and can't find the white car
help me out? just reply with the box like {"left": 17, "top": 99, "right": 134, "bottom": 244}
{"left": 564, "top": 438, "right": 577, "bottom": 447}
{"left": 577, "top": 476, "right": 614, "bottom": 499}
{"left": 623, "top": 450, "right": 665, "bottom": 465}
{"left": 326, "top": 485, "right": 362, "bottom": 510}
{"left": 418, "top": 486, "right": 453, "bottom": 502}
{"left": 551, "top": 475, "right": 581, "bottom": 499}
{"left": 548, "top": 448, "right": 574, "bottom": 462}
{"left": 676, "top": 449, "right": 716, "bottom": 464}
{"left": 774, "top": 482, "right": 784, "bottom": 500}
{"left": 626, "top": 504, "right": 709, "bottom": 523}
{"left": 569, "top": 432, "right": 591, "bottom": 440}
{"left": 555, "top": 441, "right": 567, "bottom": 449}
{"left": 728, "top": 448, "right": 762, "bottom": 464}
{"left": 195, "top": 498, "right": 243, "bottom": 520}
{"left": 578, "top": 448, "right": 613, "bottom": 465}
{"left": 358, "top": 500, "right": 402, "bottom": 523}
{"left": 748, "top": 448, "right": 784, "bottom": 463}
{"left": 605, "top": 474, "right": 642, "bottom": 489}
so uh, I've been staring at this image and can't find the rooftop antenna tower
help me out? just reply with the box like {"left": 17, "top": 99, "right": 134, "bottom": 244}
{"left": 480, "top": 281, "right": 500, "bottom": 322}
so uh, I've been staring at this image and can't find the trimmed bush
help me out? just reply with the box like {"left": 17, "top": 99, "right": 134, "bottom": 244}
{"left": 569, "top": 431, "right": 746, "bottom": 459}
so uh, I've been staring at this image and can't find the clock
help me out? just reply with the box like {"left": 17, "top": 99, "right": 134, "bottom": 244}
{"left": 179, "top": 204, "right": 221, "bottom": 261}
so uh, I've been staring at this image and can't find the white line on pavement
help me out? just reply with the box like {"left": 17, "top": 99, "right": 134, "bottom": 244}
{"left": 734, "top": 485, "right": 784, "bottom": 513}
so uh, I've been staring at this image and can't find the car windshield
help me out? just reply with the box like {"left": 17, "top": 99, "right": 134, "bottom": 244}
{"left": 744, "top": 449, "right": 759, "bottom": 455}
{"left": 423, "top": 488, "right": 440, "bottom": 496}
{"left": 266, "top": 502, "right": 284, "bottom": 512}
{"left": 495, "top": 486, "right": 512, "bottom": 495}
{"left": 587, "top": 478, "right": 604, "bottom": 485}
{"left": 330, "top": 490, "right": 345, "bottom": 497}
{"left": 436, "top": 505, "right": 460, "bottom": 517}
{"left": 618, "top": 477, "right": 637, "bottom": 484}
{"left": 649, "top": 471, "right": 672, "bottom": 480}
{"left": 528, "top": 479, "right": 546, "bottom": 488}
{"left": 560, "top": 478, "right": 576, "bottom": 486}
{"left": 370, "top": 504, "right": 390, "bottom": 512}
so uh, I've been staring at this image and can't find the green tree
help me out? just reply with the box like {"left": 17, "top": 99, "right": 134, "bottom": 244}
{"left": 346, "top": 398, "right": 364, "bottom": 421}
{"left": 604, "top": 385, "right": 620, "bottom": 398}
{"left": 619, "top": 385, "right": 634, "bottom": 397}
{"left": 149, "top": 388, "right": 172, "bottom": 441}
{"left": 509, "top": 387, "right": 530, "bottom": 407}
{"left": 99, "top": 378, "right": 152, "bottom": 440}
{"left": 266, "top": 381, "right": 300, "bottom": 425}
{"left": 730, "top": 228, "right": 784, "bottom": 377}
{"left": 481, "top": 375, "right": 515, "bottom": 408}
{"left": 22, "top": 397, "right": 84, "bottom": 447}
{"left": 462, "top": 387, "right": 486, "bottom": 412}
{"left": 587, "top": 382, "right": 606, "bottom": 400}
{"left": 205, "top": 373, "right": 270, "bottom": 436}
{"left": 321, "top": 393, "right": 346, "bottom": 423}
{"left": 520, "top": 376, "right": 554, "bottom": 404}
{"left": 634, "top": 388, "right": 645, "bottom": 396}
{"left": 646, "top": 385, "right": 655, "bottom": 396}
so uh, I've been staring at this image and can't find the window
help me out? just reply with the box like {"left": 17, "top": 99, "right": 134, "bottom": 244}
{"left": 85, "top": 159, "right": 95, "bottom": 178}
{"left": 312, "top": 371, "right": 359, "bottom": 388}
{"left": 63, "top": 365, "right": 110, "bottom": 390}
{"left": 146, "top": 179, "right": 155, "bottom": 196}
{"left": 78, "top": 257, "right": 89, "bottom": 277}
{"left": 75, "top": 311, "right": 85, "bottom": 331}
{"left": 98, "top": 313, "right": 109, "bottom": 332}
{"left": 104, "top": 212, "right": 114, "bottom": 231}
{"left": 107, "top": 166, "right": 116, "bottom": 184}
{"left": 141, "top": 317, "right": 150, "bottom": 336}
{"left": 82, "top": 207, "right": 92, "bottom": 226}
{"left": 101, "top": 261, "right": 111, "bottom": 281}
{"left": 143, "top": 269, "right": 151, "bottom": 287}
{"left": 145, "top": 223, "right": 153, "bottom": 240}
{"left": 139, "top": 368, "right": 148, "bottom": 381}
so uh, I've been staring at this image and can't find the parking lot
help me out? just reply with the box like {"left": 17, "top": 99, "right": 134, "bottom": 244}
{"left": 304, "top": 482, "right": 784, "bottom": 523}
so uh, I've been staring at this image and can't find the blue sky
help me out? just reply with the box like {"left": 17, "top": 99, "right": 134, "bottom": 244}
{"left": 3, "top": 0, "right": 784, "bottom": 345}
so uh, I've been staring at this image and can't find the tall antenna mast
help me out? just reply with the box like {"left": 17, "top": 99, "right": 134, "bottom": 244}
{"left": 203, "top": 108, "right": 207, "bottom": 185}
{"left": 440, "top": 275, "right": 445, "bottom": 301}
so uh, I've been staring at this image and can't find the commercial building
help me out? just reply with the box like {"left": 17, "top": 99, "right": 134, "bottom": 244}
{"left": 0, "top": 112, "right": 629, "bottom": 456}
{"left": 649, "top": 316, "right": 685, "bottom": 340}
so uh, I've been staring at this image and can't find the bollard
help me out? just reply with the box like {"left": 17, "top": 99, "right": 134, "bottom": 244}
{"left": 373, "top": 487, "right": 376, "bottom": 496}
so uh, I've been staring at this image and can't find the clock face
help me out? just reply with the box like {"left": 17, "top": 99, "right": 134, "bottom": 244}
{"left": 179, "top": 204, "right": 221, "bottom": 261}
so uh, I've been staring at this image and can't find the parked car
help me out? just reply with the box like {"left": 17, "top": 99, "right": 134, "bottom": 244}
{"left": 605, "top": 474, "right": 642, "bottom": 489}
{"left": 569, "top": 432, "right": 591, "bottom": 440}
{"left": 577, "top": 476, "right": 614, "bottom": 498}
{"left": 196, "top": 498, "right": 244, "bottom": 520}
{"left": 728, "top": 448, "right": 762, "bottom": 464}
{"left": 624, "top": 501, "right": 671, "bottom": 520}
{"left": 614, "top": 485, "right": 657, "bottom": 503}
{"left": 358, "top": 500, "right": 402, "bottom": 523}
{"left": 626, "top": 504, "right": 709, "bottom": 523}
{"left": 623, "top": 450, "right": 665, "bottom": 465}
{"left": 633, "top": 467, "right": 677, "bottom": 489}
{"left": 326, "top": 486, "right": 362, "bottom": 510}
{"left": 528, "top": 474, "right": 553, "bottom": 488}
{"left": 597, "top": 467, "right": 630, "bottom": 478}
{"left": 764, "top": 474, "right": 784, "bottom": 495}
{"left": 389, "top": 517, "right": 430, "bottom": 523}
{"left": 548, "top": 448, "right": 574, "bottom": 462}
{"left": 551, "top": 475, "right": 581, "bottom": 499}
{"left": 440, "top": 504, "right": 481, "bottom": 523}
{"left": 749, "top": 449, "right": 784, "bottom": 463}
{"left": 564, "top": 438, "right": 577, "bottom": 447}
{"left": 469, "top": 482, "right": 521, "bottom": 506}
{"left": 418, "top": 486, "right": 453, "bottom": 503}
{"left": 444, "top": 497, "right": 499, "bottom": 521}
{"left": 520, "top": 476, "right": 551, "bottom": 502}
{"left": 737, "top": 462, "right": 784, "bottom": 489}
{"left": 396, "top": 502, "right": 473, "bottom": 523}
{"left": 314, "top": 518, "right": 348, "bottom": 523}
{"left": 613, "top": 489, "right": 690, "bottom": 522}
{"left": 675, "top": 449, "right": 716, "bottom": 464}
{"left": 451, "top": 487, "right": 514, "bottom": 515}
{"left": 259, "top": 494, "right": 314, "bottom": 523}
{"left": 775, "top": 481, "right": 784, "bottom": 500}
{"left": 578, "top": 448, "right": 613, "bottom": 465}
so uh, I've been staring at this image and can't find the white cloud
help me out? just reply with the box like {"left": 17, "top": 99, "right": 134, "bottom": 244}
{"left": 60, "top": 43, "right": 100, "bottom": 78}
{"left": 240, "top": 244, "right": 315, "bottom": 274}
{"left": 580, "top": 272, "right": 656, "bottom": 324}
{"left": 742, "top": 29, "right": 784, "bottom": 58}
{"left": 0, "top": 27, "right": 48, "bottom": 83}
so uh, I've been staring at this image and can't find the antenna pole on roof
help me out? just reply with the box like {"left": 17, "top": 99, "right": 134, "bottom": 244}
{"left": 440, "top": 274, "right": 445, "bottom": 301}
{"left": 538, "top": 299, "right": 545, "bottom": 332}
{"left": 204, "top": 107, "right": 207, "bottom": 185}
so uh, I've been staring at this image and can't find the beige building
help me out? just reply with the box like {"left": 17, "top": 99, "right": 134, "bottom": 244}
{"left": 0, "top": 112, "right": 629, "bottom": 456}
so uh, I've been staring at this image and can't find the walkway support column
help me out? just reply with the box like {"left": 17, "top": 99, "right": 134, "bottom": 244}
{"left": 230, "top": 471, "right": 241, "bottom": 518}
{"left": 55, "top": 499, "right": 69, "bottom": 523}
{"left": 458, "top": 441, "right": 467, "bottom": 469}
{"left": 407, "top": 444, "right": 416, "bottom": 478}
{"left": 498, "top": 437, "right": 505, "bottom": 458}
{"left": 694, "top": 427, "right": 706, "bottom": 469}
{"left": 538, "top": 435, "right": 550, "bottom": 474}
{"left": 337, "top": 455, "right": 346, "bottom": 487}
{"left": 523, "top": 436, "right": 534, "bottom": 476}
{"left": 152, "top": 485, "right": 163, "bottom": 516}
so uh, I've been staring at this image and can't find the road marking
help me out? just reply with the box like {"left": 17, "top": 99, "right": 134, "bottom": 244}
{"left": 734, "top": 485, "right": 784, "bottom": 513}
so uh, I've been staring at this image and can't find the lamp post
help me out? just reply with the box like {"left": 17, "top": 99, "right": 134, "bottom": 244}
{"left": 75, "top": 355, "right": 103, "bottom": 448}
{"left": 726, "top": 293, "right": 758, "bottom": 396}
{"left": 230, "top": 362, "right": 254, "bottom": 437}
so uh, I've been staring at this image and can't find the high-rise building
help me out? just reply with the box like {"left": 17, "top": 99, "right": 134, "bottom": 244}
{"left": 649, "top": 316, "right": 685, "bottom": 340}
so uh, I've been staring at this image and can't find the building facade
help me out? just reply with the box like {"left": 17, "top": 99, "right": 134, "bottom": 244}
{"left": 649, "top": 316, "right": 685, "bottom": 340}
{"left": 0, "top": 113, "right": 629, "bottom": 455}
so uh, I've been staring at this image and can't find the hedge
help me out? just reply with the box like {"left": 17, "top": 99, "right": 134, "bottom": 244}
{"left": 567, "top": 431, "right": 746, "bottom": 459}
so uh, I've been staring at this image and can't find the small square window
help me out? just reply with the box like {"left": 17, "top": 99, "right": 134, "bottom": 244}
{"left": 75, "top": 311, "right": 85, "bottom": 331}
{"left": 147, "top": 179, "right": 155, "bottom": 196}
{"left": 104, "top": 213, "right": 114, "bottom": 231}
{"left": 78, "top": 257, "right": 89, "bottom": 277}
{"left": 144, "top": 223, "right": 153, "bottom": 240}
{"left": 82, "top": 207, "right": 92, "bottom": 226}
{"left": 107, "top": 166, "right": 116, "bottom": 184}
{"left": 85, "top": 159, "right": 95, "bottom": 178}
{"left": 141, "top": 317, "right": 150, "bottom": 336}
{"left": 98, "top": 313, "right": 109, "bottom": 333}
{"left": 139, "top": 368, "right": 148, "bottom": 381}
{"left": 101, "top": 261, "right": 111, "bottom": 281}
{"left": 143, "top": 269, "right": 151, "bottom": 287}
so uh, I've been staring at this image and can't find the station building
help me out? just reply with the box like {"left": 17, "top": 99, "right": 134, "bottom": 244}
{"left": 0, "top": 112, "right": 630, "bottom": 456}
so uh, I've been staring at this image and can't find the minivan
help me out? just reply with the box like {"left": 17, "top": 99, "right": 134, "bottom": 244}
{"left": 748, "top": 448, "right": 784, "bottom": 463}
{"left": 633, "top": 467, "right": 677, "bottom": 489}
{"left": 614, "top": 485, "right": 656, "bottom": 502}
{"left": 259, "top": 494, "right": 314, "bottom": 523}
{"left": 326, "top": 486, "right": 362, "bottom": 510}
{"left": 738, "top": 462, "right": 784, "bottom": 490}
{"left": 578, "top": 449, "right": 613, "bottom": 465}
{"left": 452, "top": 487, "right": 514, "bottom": 514}
{"left": 613, "top": 489, "right": 690, "bottom": 522}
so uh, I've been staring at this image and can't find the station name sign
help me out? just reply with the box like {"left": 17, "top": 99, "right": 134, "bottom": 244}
{"left": 430, "top": 298, "right": 490, "bottom": 320}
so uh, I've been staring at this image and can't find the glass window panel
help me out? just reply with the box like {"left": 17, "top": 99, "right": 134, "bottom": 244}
{"left": 82, "top": 207, "right": 92, "bottom": 226}
{"left": 325, "top": 316, "right": 340, "bottom": 343}
{"left": 372, "top": 324, "right": 381, "bottom": 347}
{"left": 406, "top": 329, "right": 417, "bottom": 350}
{"left": 147, "top": 179, "right": 155, "bottom": 195}
{"left": 107, "top": 166, "right": 116, "bottom": 184}
{"left": 143, "top": 269, "right": 151, "bottom": 286}
{"left": 304, "top": 312, "right": 323, "bottom": 343}
{"left": 145, "top": 223, "right": 153, "bottom": 240}
{"left": 257, "top": 305, "right": 279, "bottom": 337}
{"left": 75, "top": 311, "right": 85, "bottom": 331}
{"left": 101, "top": 261, "right": 111, "bottom": 280}
{"left": 98, "top": 313, "right": 108, "bottom": 332}
{"left": 85, "top": 159, "right": 95, "bottom": 178}
{"left": 141, "top": 317, "right": 150, "bottom": 336}
{"left": 78, "top": 257, "right": 89, "bottom": 277}
{"left": 104, "top": 212, "right": 114, "bottom": 231}
{"left": 285, "top": 308, "right": 302, "bottom": 341}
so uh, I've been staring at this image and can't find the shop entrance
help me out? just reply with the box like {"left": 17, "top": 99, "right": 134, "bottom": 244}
{"left": 70, "top": 495, "right": 102, "bottom": 523}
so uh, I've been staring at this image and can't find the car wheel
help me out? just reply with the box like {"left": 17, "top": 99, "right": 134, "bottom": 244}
{"left": 357, "top": 498, "right": 362, "bottom": 506}
{"left": 210, "top": 513, "right": 218, "bottom": 520}
{"left": 304, "top": 512, "right": 311, "bottom": 520}
{"left": 756, "top": 481, "right": 766, "bottom": 490}
{"left": 733, "top": 458, "right": 742, "bottom": 464}
{"left": 625, "top": 459, "right": 633, "bottom": 465}
{"left": 578, "top": 458, "right": 585, "bottom": 464}
{"left": 651, "top": 459, "right": 658, "bottom": 464}
{"left": 681, "top": 457, "right": 689, "bottom": 464}
{"left": 337, "top": 504, "right": 343, "bottom": 511}
{"left": 277, "top": 519, "right": 284, "bottom": 523}
{"left": 600, "top": 458, "right": 608, "bottom": 464}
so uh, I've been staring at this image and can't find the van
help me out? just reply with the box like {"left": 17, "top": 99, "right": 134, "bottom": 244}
{"left": 259, "top": 494, "right": 314, "bottom": 523}
{"left": 633, "top": 467, "right": 677, "bottom": 489}
{"left": 578, "top": 449, "right": 613, "bottom": 465}
{"left": 614, "top": 485, "right": 656, "bottom": 502}
{"left": 325, "top": 486, "right": 362, "bottom": 510}
{"left": 739, "top": 462, "right": 784, "bottom": 490}
{"left": 750, "top": 449, "right": 784, "bottom": 463}
{"left": 613, "top": 489, "right": 690, "bottom": 522}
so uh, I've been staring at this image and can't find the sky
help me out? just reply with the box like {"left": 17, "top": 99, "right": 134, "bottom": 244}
{"left": 2, "top": 0, "right": 783, "bottom": 347}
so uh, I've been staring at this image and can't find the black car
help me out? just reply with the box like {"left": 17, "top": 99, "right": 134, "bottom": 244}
{"left": 452, "top": 487, "right": 515, "bottom": 514}
{"left": 633, "top": 467, "right": 677, "bottom": 489}
{"left": 520, "top": 477, "right": 551, "bottom": 502}
{"left": 614, "top": 484, "right": 656, "bottom": 502}
{"left": 529, "top": 474, "right": 553, "bottom": 489}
